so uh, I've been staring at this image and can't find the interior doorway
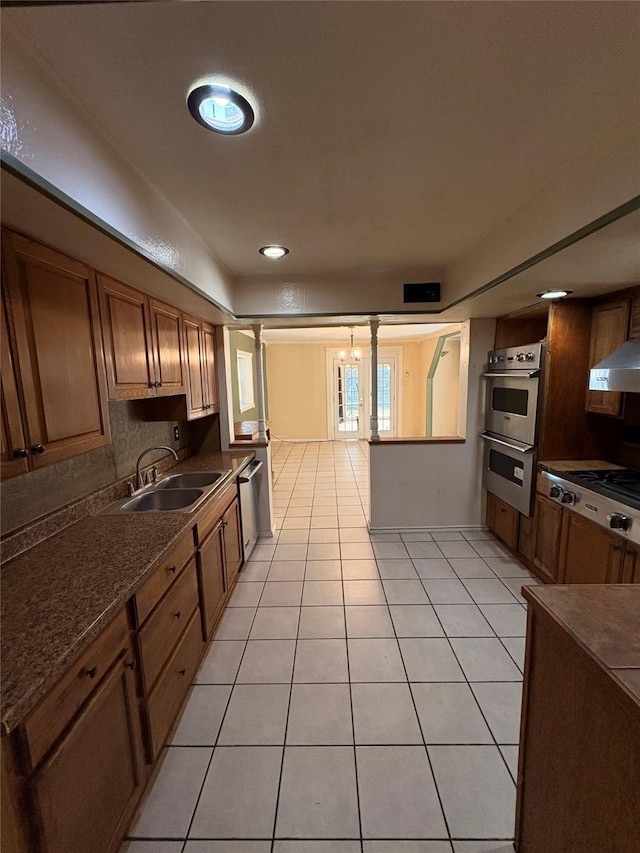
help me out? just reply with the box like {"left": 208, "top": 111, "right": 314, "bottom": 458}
{"left": 426, "top": 332, "right": 461, "bottom": 436}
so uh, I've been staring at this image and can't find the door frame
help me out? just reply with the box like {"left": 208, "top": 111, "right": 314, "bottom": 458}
{"left": 326, "top": 346, "right": 402, "bottom": 439}
{"left": 426, "top": 331, "right": 460, "bottom": 436}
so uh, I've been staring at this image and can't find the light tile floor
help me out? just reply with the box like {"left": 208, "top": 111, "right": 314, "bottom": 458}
{"left": 123, "top": 440, "right": 538, "bottom": 853}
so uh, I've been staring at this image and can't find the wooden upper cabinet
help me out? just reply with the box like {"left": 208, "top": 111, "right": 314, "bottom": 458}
{"left": 202, "top": 323, "right": 219, "bottom": 412}
{"left": 1, "top": 230, "right": 111, "bottom": 471}
{"left": 98, "top": 275, "right": 156, "bottom": 399}
{"left": 149, "top": 298, "right": 185, "bottom": 396}
{"left": 99, "top": 278, "right": 185, "bottom": 400}
{"left": 1, "top": 294, "right": 29, "bottom": 479}
{"left": 183, "top": 313, "right": 207, "bottom": 418}
{"left": 585, "top": 298, "right": 630, "bottom": 417}
{"left": 182, "top": 314, "right": 218, "bottom": 419}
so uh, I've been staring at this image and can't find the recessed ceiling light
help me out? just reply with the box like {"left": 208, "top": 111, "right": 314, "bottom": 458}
{"left": 259, "top": 245, "right": 289, "bottom": 259}
{"left": 187, "top": 84, "right": 254, "bottom": 135}
{"left": 536, "top": 289, "right": 574, "bottom": 300}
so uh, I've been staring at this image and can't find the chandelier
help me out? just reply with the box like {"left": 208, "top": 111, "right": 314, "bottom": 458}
{"left": 339, "top": 327, "right": 361, "bottom": 362}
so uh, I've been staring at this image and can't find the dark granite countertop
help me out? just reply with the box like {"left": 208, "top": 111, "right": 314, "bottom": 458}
{"left": 1, "top": 450, "right": 253, "bottom": 732}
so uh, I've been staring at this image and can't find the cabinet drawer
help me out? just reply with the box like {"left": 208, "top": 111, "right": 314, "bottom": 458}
{"left": 196, "top": 482, "right": 236, "bottom": 544}
{"left": 23, "top": 609, "right": 129, "bottom": 770}
{"left": 146, "top": 609, "right": 204, "bottom": 758}
{"left": 135, "top": 530, "right": 195, "bottom": 625}
{"left": 138, "top": 558, "right": 199, "bottom": 691}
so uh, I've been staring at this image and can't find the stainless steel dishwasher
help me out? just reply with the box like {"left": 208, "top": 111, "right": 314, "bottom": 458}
{"left": 238, "top": 459, "right": 263, "bottom": 561}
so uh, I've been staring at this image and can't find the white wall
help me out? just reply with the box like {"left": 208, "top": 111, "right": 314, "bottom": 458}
{"left": 369, "top": 319, "right": 495, "bottom": 530}
{"left": 1, "top": 24, "right": 235, "bottom": 313}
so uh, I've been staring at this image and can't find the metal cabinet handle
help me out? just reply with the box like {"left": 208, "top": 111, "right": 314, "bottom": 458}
{"left": 125, "top": 660, "right": 136, "bottom": 671}
{"left": 179, "top": 668, "right": 187, "bottom": 676}
{"left": 173, "top": 610, "right": 181, "bottom": 619}
{"left": 168, "top": 565, "right": 177, "bottom": 574}
{"left": 13, "top": 448, "right": 28, "bottom": 459}
{"left": 86, "top": 666, "right": 98, "bottom": 679}
{"left": 31, "top": 444, "right": 45, "bottom": 454}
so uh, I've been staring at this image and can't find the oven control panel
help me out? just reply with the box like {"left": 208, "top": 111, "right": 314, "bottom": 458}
{"left": 487, "top": 342, "right": 543, "bottom": 371}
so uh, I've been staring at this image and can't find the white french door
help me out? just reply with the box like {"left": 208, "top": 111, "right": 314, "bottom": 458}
{"left": 328, "top": 350, "right": 399, "bottom": 438}
{"left": 333, "top": 359, "right": 365, "bottom": 438}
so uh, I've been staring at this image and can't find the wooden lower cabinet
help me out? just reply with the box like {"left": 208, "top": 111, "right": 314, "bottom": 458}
{"left": 621, "top": 543, "right": 640, "bottom": 583}
{"left": 145, "top": 610, "right": 204, "bottom": 759}
{"left": 198, "top": 522, "right": 226, "bottom": 638}
{"left": 531, "top": 494, "right": 562, "bottom": 582}
{"left": 3, "top": 611, "right": 144, "bottom": 853}
{"left": 486, "top": 492, "right": 519, "bottom": 550}
{"left": 222, "top": 497, "right": 243, "bottom": 589}
{"left": 31, "top": 653, "right": 144, "bottom": 853}
{"left": 558, "top": 511, "right": 624, "bottom": 584}
{"left": 516, "top": 589, "right": 640, "bottom": 852}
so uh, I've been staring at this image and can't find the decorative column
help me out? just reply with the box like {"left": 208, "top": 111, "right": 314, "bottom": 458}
{"left": 252, "top": 323, "right": 268, "bottom": 441}
{"left": 370, "top": 318, "right": 380, "bottom": 441}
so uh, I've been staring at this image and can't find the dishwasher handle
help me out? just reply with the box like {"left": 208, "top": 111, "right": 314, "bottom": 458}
{"left": 239, "top": 460, "right": 263, "bottom": 483}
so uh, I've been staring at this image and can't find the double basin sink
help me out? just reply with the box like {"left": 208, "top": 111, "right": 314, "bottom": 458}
{"left": 103, "top": 471, "right": 227, "bottom": 514}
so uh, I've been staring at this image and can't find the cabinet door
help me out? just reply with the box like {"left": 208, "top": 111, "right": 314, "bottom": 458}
{"left": 99, "top": 275, "right": 156, "bottom": 400}
{"left": 202, "top": 323, "right": 219, "bottom": 412}
{"left": 621, "top": 544, "right": 640, "bottom": 583}
{"left": 223, "top": 497, "right": 243, "bottom": 588}
{"left": 2, "top": 231, "right": 111, "bottom": 469}
{"left": 182, "top": 314, "right": 207, "bottom": 419}
{"left": 558, "top": 511, "right": 624, "bottom": 584}
{"left": 488, "top": 494, "right": 519, "bottom": 550}
{"left": 149, "top": 299, "right": 185, "bottom": 397}
{"left": 532, "top": 494, "right": 562, "bottom": 582}
{"left": 197, "top": 523, "right": 226, "bottom": 638}
{"left": 32, "top": 653, "right": 144, "bottom": 853}
{"left": 1, "top": 295, "right": 29, "bottom": 479}
{"left": 585, "top": 299, "right": 630, "bottom": 417}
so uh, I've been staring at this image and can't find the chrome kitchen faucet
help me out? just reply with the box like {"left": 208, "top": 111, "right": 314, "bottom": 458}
{"left": 135, "top": 446, "right": 178, "bottom": 492}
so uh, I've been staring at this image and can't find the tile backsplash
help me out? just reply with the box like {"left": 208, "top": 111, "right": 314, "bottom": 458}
{"left": 1, "top": 400, "right": 219, "bottom": 536}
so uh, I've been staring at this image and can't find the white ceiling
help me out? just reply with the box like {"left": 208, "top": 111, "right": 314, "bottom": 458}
{"left": 3, "top": 0, "right": 639, "bottom": 301}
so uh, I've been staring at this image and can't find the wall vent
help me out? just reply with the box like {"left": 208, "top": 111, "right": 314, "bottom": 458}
{"left": 403, "top": 282, "right": 441, "bottom": 303}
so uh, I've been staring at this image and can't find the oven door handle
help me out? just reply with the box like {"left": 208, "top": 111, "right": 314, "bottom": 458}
{"left": 482, "top": 370, "right": 540, "bottom": 379}
{"left": 479, "top": 432, "right": 536, "bottom": 453}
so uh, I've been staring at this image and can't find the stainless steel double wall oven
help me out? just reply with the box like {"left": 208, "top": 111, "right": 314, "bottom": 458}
{"left": 481, "top": 342, "right": 543, "bottom": 516}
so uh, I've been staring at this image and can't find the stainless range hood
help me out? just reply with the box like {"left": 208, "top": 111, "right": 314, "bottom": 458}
{"left": 589, "top": 338, "right": 640, "bottom": 393}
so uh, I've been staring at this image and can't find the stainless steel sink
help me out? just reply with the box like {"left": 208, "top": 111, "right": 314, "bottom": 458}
{"left": 119, "top": 488, "right": 205, "bottom": 513}
{"left": 155, "top": 472, "right": 222, "bottom": 490}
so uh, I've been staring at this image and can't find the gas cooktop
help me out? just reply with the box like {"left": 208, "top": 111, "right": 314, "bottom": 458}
{"left": 567, "top": 468, "right": 640, "bottom": 510}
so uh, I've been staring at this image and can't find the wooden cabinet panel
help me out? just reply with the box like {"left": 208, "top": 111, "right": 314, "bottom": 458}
{"left": 1, "top": 295, "right": 29, "bottom": 479}
{"left": 2, "top": 231, "right": 111, "bottom": 470}
{"left": 98, "top": 275, "right": 156, "bottom": 400}
{"left": 585, "top": 299, "right": 630, "bottom": 417}
{"left": 202, "top": 323, "right": 219, "bottom": 412}
{"left": 532, "top": 494, "right": 562, "bottom": 582}
{"left": 134, "top": 530, "right": 195, "bottom": 626}
{"left": 146, "top": 609, "right": 204, "bottom": 759}
{"left": 486, "top": 493, "right": 519, "bottom": 550}
{"left": 223, "top": 497, "right": 243, "bottom": 589}
{"left": 183, "top": 314, "right": 206, "bottom": 419}
{"left": 23, "top": 610, "right": 130, "bottom": 770}
{"left": 149, "top": 299, "right": 185, "bottom": 396}
{"left": 558, "top": 511, "right": 624, "bottom": 584}
{"left": 138, "top": 559, "right": 199, "bottom": 692}
{"left": 621, "top": 543, "right": 640, "bottom": 583}
{"left": 516, "top": 602, "right": 640, "bottom": 852}
{"left": 32, "top": 653, "right": 144, "bottom": 853}
{"left": 197, "top": 523, "right": 226, "bottom": 638}
{"left": 517, "top": 511, "right": 536, "bottom": 564}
